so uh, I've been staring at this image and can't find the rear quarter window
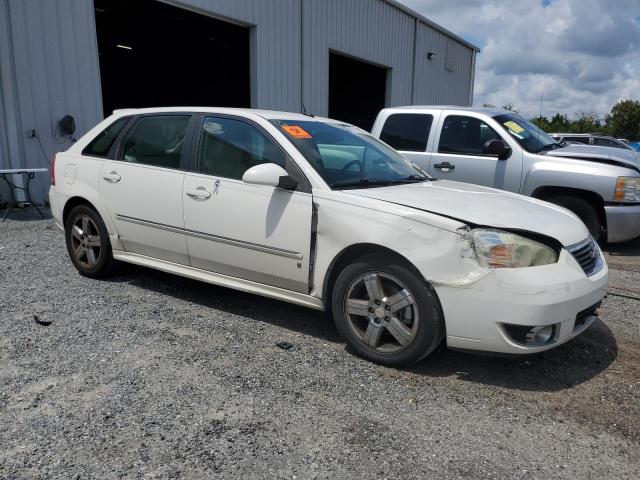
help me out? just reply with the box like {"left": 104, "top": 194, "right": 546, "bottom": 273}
{"left": 82, "top": 116, "right": 131, "bottom": 158}
{"left": 380, "top": 113, "right": 433, "bottom": 152}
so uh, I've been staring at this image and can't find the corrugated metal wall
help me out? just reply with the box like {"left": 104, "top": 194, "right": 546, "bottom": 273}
{"left": 301, "top": 0, "right": 415, "bottom": 115}
{"left": 171, "top": 0, "right": 302, "bottom": 112}
{"left": 0, "top": 0, "right": 476, "bottom": 204}
{"left": 0, "top": 0, "right": 102, "bottom": 204}
{"left": 413, "top": 21, "right": 475, "bottom": 105}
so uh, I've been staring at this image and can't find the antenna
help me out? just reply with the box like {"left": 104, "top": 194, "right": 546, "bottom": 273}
{"left": 302, "top": 102, "right": 315, "bottom": 117}
{"left": 536, "top": 89, "right": 543, "bottom": 147}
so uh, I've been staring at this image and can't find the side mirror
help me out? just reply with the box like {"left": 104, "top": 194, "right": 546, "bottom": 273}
{"left": 242, "top": 163, "right": 298, "bottom": 190}
{"left": 483, "top": 139, "right": 511, "bottom": 160}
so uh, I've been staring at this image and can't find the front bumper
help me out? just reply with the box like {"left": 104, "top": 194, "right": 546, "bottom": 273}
{"left": 434, "top": 248, "right": 608, "bottom": 355}
{"left": 605, "top": 203, "right": 640, "bottom": 243}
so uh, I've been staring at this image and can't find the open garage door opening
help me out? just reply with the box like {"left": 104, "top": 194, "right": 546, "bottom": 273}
{"left": 94, "top": 0, "right": 251, "bottom": 117}
{"left": 328, "top": 52, "right": 388, "bottom": 131}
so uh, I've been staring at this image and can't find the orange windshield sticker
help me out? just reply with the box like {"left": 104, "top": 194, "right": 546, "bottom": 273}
{"left": 282, "top": 125, "right": 312, "bottom": 139}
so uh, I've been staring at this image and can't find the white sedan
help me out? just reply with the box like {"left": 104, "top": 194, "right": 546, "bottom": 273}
{"left": 49, "top": 107, "right": 608, "bottom": 366}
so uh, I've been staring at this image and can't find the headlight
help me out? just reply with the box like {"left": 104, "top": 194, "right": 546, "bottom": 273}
{"left": 614, "top": 177, "right": 640, "bottom": 203}
{"left": 471, "top": 229, "right": 558, "bottom": 268}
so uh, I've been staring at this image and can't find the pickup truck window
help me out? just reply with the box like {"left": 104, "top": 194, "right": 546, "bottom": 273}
{"left": 493, "top": 113, "right": 561, "bottom": 153}
{"left": 380, "top": 113, "right": 432, "bottom": 152}
{"left": 438, "top": 115, "right": 501, "bottom": 156}
{"left": 271, "top": 119, "right": 429, "bottom": 189}
{"left": 593, "top": 137, "right": 626, "bottom": 149}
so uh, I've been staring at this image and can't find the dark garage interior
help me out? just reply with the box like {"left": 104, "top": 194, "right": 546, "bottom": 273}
{"left": 328, "top": 52, "right": 388, "bottom": 131}
{"left": 94, "top": 0, "right": 251, "bottom": 117}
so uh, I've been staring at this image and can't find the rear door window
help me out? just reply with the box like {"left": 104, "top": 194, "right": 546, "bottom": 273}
{"left": 438, "top": 115, "right": 501, "bottom": 156}
{"left": 380, "top": 113, "right": 433, "bottom": 152}
{"left": 82, "top": 116, "right": 131, "bottom": 158}
{"left": 120, "top": 115, "right": 191, "bottom": 169}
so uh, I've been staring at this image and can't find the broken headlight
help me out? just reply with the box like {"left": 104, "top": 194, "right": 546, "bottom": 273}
{"left": 471, "top": 229, "right": 558, "bottom": 268}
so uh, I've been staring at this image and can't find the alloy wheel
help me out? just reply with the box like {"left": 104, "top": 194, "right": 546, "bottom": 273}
{"left": 70, "top": 215, "right": 102, "bottom": 269}
{"left": 343, "top": 272, "right": 419, "bottom": 354}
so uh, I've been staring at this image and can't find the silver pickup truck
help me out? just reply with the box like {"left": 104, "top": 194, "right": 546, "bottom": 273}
{"left": 371, "top": 106, "right": 640, "bottom": 243}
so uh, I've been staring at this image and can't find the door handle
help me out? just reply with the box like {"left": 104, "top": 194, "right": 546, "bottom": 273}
{"left": 102, "top": 171, "right": 121, "bottom": 182}
{"left": 185, "top": 187, "right": 211, "bottom": 200}
{"left": 433, "top": 162, "right": 455, "bottom": 171}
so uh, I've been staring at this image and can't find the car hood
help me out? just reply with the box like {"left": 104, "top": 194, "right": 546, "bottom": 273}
{"left": 544, "top": 144, "right": 640, "bottom": 172}
{"left": 346, "top": 180, "right": 589, "bottom": 246}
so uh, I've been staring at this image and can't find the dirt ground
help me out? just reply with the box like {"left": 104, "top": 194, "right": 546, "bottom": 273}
{"left": 1, "top": 212, "right": 639, "bottom": 479}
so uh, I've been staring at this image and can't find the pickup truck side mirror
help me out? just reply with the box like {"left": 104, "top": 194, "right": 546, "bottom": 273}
{"left": 483, "top": 139, "right": 512, "bottom": 160}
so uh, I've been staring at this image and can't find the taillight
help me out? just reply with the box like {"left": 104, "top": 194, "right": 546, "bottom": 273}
{"left": 51, "top": 156, "right": 56, "bottom": 185}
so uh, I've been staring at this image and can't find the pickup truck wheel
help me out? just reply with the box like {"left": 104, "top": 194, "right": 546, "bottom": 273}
{"left": 331, "top": 253, "right": 444, "bottom": 367}
{"left": 547, "top": 195, "right": 602, "bottom": 241}
{"left": 65, "top": 205, "right": 118, "bottom": 278}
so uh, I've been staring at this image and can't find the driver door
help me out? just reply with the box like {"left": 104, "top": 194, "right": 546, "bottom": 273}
{"left": 429, "top": 114, "right": 521, "bottom": 192}
{"left": 182, "top": 115, "right": 313, "bottom": 293}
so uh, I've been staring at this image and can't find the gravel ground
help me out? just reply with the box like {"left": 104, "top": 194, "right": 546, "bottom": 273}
{"left": 1, "top": 211, "right": 639, "bottom": 479}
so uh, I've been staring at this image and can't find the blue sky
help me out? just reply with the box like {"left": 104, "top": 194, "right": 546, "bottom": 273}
{"left": 403, "top": 0, "right": 640, "bottom": 118}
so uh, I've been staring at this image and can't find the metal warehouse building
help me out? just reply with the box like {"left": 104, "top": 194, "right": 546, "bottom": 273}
{"left": 0, "top": 0, "right": 478, "bottom": 204}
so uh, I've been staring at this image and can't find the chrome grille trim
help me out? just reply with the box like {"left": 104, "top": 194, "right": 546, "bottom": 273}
{"left": 567, "top": 237, "right": 603, "bottom": 276}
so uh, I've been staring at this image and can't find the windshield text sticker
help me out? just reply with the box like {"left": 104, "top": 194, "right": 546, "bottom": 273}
{"left": 282, "top": 125, "right": 312, "bottom": 139}
{"left": 504, "top": 121, "right": 525, "bottom": 134}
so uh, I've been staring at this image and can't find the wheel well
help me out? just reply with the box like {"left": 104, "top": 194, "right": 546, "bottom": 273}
{"left": 531, "top": 186, "right": 606, "bottom": 227}
{"left": 322, "top": 243, "right": 425, "bottom": 310}
{"left": 62, "top": 197, "right": 96, "bottom": 227}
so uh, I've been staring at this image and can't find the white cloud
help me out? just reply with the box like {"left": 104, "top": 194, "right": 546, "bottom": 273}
{"left": 402, "top": 0, "right": 640, "bottom": 119}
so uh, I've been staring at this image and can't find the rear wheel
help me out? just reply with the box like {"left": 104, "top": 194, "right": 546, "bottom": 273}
{"left": 331, "top": 253, "right": 444, "bottom": 367}
{"left": 547, "top": 195, "right": 602, "bottom": 241}
{"left": 65, "top": 205, "right": 118, "bottom": 278}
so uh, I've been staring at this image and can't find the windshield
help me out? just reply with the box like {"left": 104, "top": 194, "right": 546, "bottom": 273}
{"left": 270, "top": 119, "right": 430, "bottom": 189}
{"left": 493, "top": 113, "right": 561, "bottom": 154}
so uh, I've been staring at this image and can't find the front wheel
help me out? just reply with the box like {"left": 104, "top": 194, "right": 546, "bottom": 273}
{"left": 547, "top": 195, "right": 602, "bottom": 241}
{"left": 65, "top": 204, "right": 118, "bottom": 278}
{"left": 331, "top": 253, "right": 445, "bottom": 367}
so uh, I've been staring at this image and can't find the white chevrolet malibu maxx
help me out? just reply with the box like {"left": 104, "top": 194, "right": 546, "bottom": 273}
{"left": 50, "top": 108, "right": 608, "bottom": 366}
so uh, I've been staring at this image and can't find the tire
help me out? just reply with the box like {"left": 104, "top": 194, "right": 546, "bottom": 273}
{"left": 65, "top": 204, "right": 118, "bottom": 278}
{"left": 331, "top": 253, "right": 445, "bottom": 367}
{"left": 547, "top": 195, "right": 602, "bottom": 241}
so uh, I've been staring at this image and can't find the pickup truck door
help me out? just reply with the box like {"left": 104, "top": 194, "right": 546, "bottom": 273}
{"left": 428, "top": 113, "right": 522, "bottom": 192}
{"left": 182, "top": 115, "right": 313, "bottom": 293}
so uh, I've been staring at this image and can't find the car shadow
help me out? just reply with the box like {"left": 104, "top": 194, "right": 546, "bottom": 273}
{"left": 602, "top": 237, "right": 640, "bottom": 258}
{"left": 106, "top": 264, "right": 618, "bottom": 393}
{"left": 408, "top": 318, "right": 618, "bottom": 392}
{"left": 106, "top": 264, "right": 339, "bottom": 344}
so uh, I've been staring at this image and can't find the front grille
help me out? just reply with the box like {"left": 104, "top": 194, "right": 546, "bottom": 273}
{"left": 568, "top": 237, "right": 603, "bottom": 276}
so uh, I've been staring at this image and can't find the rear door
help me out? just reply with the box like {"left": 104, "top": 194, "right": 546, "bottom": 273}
{"left": 182, "top": 115, "right": 313, "bottom": 293}
{"left": 428, "top": 113, "right": 521, "bottom": 192}
{"left": 99, "top": 114, "right": 194, "bottom": 265}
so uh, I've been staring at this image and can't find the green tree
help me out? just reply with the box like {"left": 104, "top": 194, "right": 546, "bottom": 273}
{"left": 501, "top": 103, "right": 518, "bottom": 112}
{"left": 569, "top": 112, "right": 602, "bottom": 133}
{"left": 531, "top": 115, "right": 551, "bottom": 131}
{"left": 548, "top": 113, "right": 571, "bottom": 133}
{"left": 605, "top": 100, "right": 640, "bottom": 140}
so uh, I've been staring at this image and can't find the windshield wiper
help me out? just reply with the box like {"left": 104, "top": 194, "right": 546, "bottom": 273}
{"left": 330, "top": 176, "right": 428, "bottom": 189}
{"left": 537, "top": 143, "right": 564, "bottom": 153}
